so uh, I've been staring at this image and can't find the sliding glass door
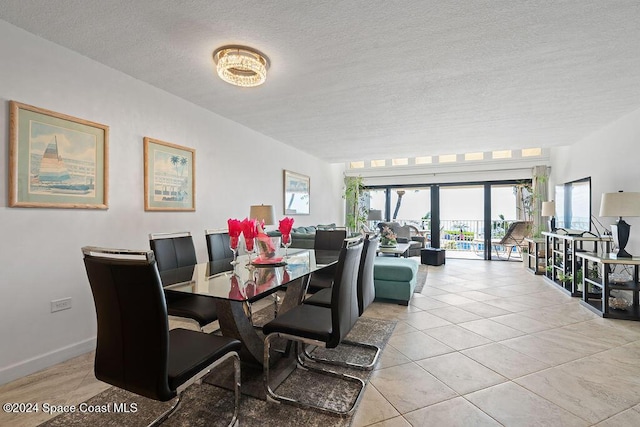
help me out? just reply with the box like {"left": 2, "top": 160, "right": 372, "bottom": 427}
{"left": 439, "top": 185, "right": 484, "bottom": 260}
{"left": 365, "top": 180, "right": 530, "bottom": 261}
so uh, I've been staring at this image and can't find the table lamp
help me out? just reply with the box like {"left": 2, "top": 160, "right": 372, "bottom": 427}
{"left": 367, "top": 209, "right": 382, "bottom": 231}
{"left": 249, "top": 204, "right": 275, "bottom": 227}
{"left": 599, "top": 191, "right": 640, "bottom": 258}
{"left": 541, "top": 201, "right": 556, "bottom": 231}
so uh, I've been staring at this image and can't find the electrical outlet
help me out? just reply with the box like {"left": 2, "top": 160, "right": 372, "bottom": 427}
{"left": 51, "top": 297, "right": 72, "bottom": 313}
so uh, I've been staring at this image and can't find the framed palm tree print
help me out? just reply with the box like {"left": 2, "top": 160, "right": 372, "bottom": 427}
{"left": 143, "top": 137, "right": 195, "bottom": 211}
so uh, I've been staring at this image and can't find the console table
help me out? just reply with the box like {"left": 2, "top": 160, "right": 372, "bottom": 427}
{"left": 524, "top": 237, "right": 545, "bottom": 275}
{"left": 576, "top": 252, "right": 640, "bottom": 321}
{"left": 543, "top": 232, "right": 612, "bottom": 297}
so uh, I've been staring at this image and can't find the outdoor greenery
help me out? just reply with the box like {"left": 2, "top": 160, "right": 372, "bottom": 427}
{"left": 442, "top": 230, "right": 475, "bottom": 240}
{"left": 421, "top": 212, "right": 431, "bottom": 230}
{"left": 492, "top": 214, "right": 507, "bottom": 238}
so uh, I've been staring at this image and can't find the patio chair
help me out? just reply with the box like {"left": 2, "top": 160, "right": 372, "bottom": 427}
{"left": 490, "top": 221, "right": 532, "bottom": 260}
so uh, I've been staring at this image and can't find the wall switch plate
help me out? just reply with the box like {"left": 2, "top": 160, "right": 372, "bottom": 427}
{"left": 51, "top": 297, "right": 72, "bottom": 313}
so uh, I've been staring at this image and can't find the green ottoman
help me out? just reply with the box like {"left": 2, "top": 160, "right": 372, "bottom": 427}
{"left": 373, "top": 257, "right": 419, "bottom": 305}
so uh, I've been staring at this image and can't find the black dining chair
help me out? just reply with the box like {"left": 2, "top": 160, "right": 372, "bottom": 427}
{"left": 314, "top": 228, "right": 348, "bottom": 250}
{"left": 205, "top": 229, "right": 235, "bottom": 263}
{"left": 307, "top": 229, "right": 347, "bottom": 293}
{"left": 81, "top": 246, "right": 241, "bottom": 426}
{"left": 263, "top": 238, "right": 365, "bottom": 416}
{"left": 303, "top": 234, "right": 381, "bottom": 370}
{"left": 149, "top": 231, "right": 198, "bottom": 271}
{"left": 149, "top": 232, "right": 219, "bottom": 331}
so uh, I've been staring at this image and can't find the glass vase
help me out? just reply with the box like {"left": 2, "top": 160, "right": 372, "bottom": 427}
{"left": 282, "top": 233, "right": 292, "bottom": 258}
{"left": 229, "top": 235, "right": 239, "bottom": 265}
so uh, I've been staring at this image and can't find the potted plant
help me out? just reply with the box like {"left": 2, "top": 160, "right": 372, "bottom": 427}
{"left": 513, "top": 171, "right": 548, "bottom": 238}
{"left": 344, "top": 175, "right": 368, "bottom": 234}
{"left": 380, "top": 226, "right": 398, "bottom": 247}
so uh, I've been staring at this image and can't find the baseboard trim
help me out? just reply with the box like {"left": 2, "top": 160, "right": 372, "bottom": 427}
{"left": 0, "top": 337, "right": 96, "bottom": 386}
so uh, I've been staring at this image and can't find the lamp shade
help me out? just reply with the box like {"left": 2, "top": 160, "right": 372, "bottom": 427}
{"left": 367, "top": 209, "right": 382, "bottom": 221}
{"left": 599, "top": 192, "right": 640, "bottom": 217}
{"left": 541, "top": 201, "right": 556, "bottom": 217}
{"left": 249, "top": 204, "right": 275, "bottom": 225}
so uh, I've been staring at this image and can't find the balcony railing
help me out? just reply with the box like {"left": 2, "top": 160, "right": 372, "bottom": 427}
{"left": 391, "top": 218, "right": 515, "bottom": 251}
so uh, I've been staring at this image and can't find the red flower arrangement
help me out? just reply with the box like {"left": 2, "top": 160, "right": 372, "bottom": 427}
{"left": 241, "top": 218, "right": 257, "bottom": 252}
{"left": 278, "top": 217, "right": 295, "bottom": 244}
{"left": 227, "top": 218, "right": 242, "bottom": 250}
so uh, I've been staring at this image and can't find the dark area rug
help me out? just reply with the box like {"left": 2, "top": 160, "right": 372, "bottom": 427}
{"left": 414, "top": 263, "right": 428, "bottom": 294}
{"left": 39, "top": 316, "right": 396, "bottom": 427}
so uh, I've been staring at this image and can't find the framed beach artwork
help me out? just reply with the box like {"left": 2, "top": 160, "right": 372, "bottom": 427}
{"left": 283, "top": 170, "right": 310, "bottom": 215}
{"left": 144, "top": 137, "right": 195, "bottom": 211}
{"left": 9, "top": 101, "right": 109, "bottom": 209}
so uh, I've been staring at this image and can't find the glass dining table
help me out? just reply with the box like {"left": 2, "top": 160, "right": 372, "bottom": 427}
{"left": 160, "top": 248, "right": 339, "bottom": 366}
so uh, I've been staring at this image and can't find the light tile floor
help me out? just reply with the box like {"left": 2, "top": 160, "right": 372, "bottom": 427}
{"left": 3, "top": 259, "right": 640, "bottom": 426}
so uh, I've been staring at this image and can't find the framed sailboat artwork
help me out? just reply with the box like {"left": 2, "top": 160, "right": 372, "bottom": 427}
{"left": 9, "top": 101, "right": 109, "bottom": 209}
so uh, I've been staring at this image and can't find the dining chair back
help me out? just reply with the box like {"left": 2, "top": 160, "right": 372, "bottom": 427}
{"left": 313, "top": 229, "right": 347, "bottom": 250}
{"left": 149, "top": 231, "right": 197, "bottom": 272}
{"left": 358, "top": 234, "right": 379, "bottom": 315}
{"left": 307, "top": 229, "right": 347, "bottom": 293}
{"left": 81, "top": 246, "right": 241, "bottom": 425}
{"left": 205, "top": 229, "right": 234, "bottom": 263}
{"left": 329, "top": 238, "right": 363, "bottom": 347}
{"left": 149, "top": 231, "right": 218, "bottom": 331}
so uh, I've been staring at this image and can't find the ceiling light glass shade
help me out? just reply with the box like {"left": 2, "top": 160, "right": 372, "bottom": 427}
{"left": 213, "top": 46, "right": 269, "bottom": 87}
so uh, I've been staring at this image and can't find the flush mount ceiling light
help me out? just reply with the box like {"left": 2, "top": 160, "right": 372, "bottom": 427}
{"left": 212, "top": 45, "right": 269, "bottom": 87}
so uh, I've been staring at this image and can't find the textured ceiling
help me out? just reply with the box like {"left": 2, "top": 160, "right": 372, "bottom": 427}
{"left": 1, "top": 1, "right": 640, "bottom": 163}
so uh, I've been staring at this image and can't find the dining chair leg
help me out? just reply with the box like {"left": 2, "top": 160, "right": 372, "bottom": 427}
{"left": 271, "top": 293, "right": 280, "bottom": 318}
{"left": 230, "top": 352, "right": 241, "bottom": 427}
{"left": 148, "top": 395, "right": 183, "bottom": 426}
{"left": 264, "top": 333, "right": 366, "bottom": 416}
{"left": 149, "top": 351, "right": 240, "bottom": 427}
{"left": 301, "top": 340, "right": 381, "bottom": 371}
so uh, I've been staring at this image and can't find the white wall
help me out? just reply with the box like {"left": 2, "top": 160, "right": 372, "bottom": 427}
{"left": 0, "top": 20, "right": 344, "bottom": 384}
{"left": 550, "top": 106, "right": 640, "bottom": 254}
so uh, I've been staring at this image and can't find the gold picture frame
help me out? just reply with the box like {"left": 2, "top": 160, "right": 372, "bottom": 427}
{"left": 144, "top": 137, "right": 196, "bottom": 211}
{"left": 9, "top": 101, "right": 109, "bottom": 209}
{"left": 283, "top": 170, "right": 310, "bottom": 215}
